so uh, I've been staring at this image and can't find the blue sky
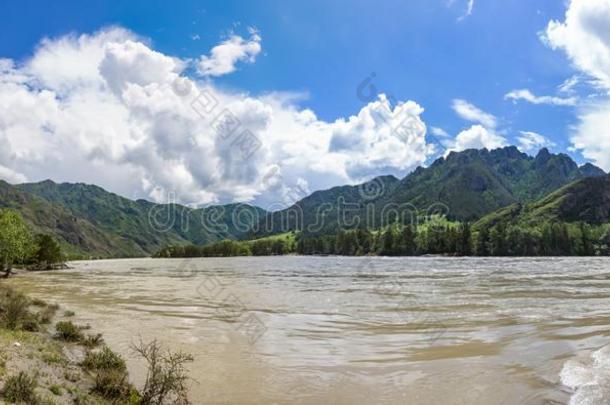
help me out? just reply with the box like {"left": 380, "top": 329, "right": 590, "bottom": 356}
{"left": 0, "top": 0, "right": 608, "bottom": 206}
{"left": 0, "top": 1, "right": 575, "bottom": 148}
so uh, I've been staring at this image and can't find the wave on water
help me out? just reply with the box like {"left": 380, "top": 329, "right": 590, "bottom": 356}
{"left": 561, "top": 345, "right": 610, "bottom": 405}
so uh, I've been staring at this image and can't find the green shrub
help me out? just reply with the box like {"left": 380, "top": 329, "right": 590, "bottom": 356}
{"left": 92, "top": 369, "right": 131, "bottom": 400}
{"left": 2, "top": 371, "right": 38, "bottom": 403}
{"left": 30, "top": 298, "right": 47, "bottom": 307}
{"left": 55, "top": 321, "right": 84, "bottom": 342}
{"left": 38, "top": 306, "right": 57, "bottom": 324}
{"left": 82, "top": 333, "right": 104, "bottom": 349}
{"left": 63, "top": 310, "right": 75, "bottom": 317}
{"left": 82, "top": 346, "right": 126, "bottom": 371}
{"left": 1, "top": 291, "right": 30, "bottom": 330}
{"left": 20, "top": 314, "right": 40, "bottom": 332}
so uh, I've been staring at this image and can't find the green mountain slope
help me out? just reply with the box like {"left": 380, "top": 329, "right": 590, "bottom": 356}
{"left": 0, "top": 180, "right": 140, "bottom": 257}
{"left": 476, "top": 174, "right": 610, "bottom": 227}
{"left": 256, "top": 147, "right": 606, "bottom": 236}
{"left": 383, "top": 146, "right": 605, "bottom": 221}
{"left": 2, "top": 147, "right": 606, "bottom": 255}
{"left": 5, "top": 180, "right": 265, "bottom": 257}
{"left": 253, "top": 175, "right": 400, "bottom": 237}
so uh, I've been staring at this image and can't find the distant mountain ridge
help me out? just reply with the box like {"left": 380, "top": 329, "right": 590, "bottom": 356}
{"left": 256, "top": 146, "right": 606, "bottom": 236}
{"left": 0, "top": 147, "right": 606, "bottom": 256}
{"left": 2, "top": 180, "right": 264, "bottom": 257}
{"left": 381, "top": 146, "right": 605, "bottom": 220}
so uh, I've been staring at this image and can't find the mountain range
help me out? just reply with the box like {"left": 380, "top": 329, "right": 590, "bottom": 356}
{"left": 0, "top": 180, "right": 263, "bottom": 257}
{"left": 255, "top": 146, "right": 606, "bottom": 236}
{"left": 0, "top": 146, "right": 607, "bottom": 257}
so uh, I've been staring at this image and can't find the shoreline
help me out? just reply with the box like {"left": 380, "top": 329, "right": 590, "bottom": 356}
{"left": 0, "top": 279, "right": 135, "bottom": 404}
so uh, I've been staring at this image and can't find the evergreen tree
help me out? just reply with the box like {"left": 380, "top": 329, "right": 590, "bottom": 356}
{"left": 489, "top": 224, "right": 507, "bottom": 256}
{"left": 457, "top": 223, "right": 472, "bottom": 256}
{"left": 475, "top": 228, "right": 490, "bottom": 256}
{"left": 579, "top": 222, "right": 594, "bottom": 256}
{"left": 381, "top": 227, "right": 395, "bottom": 256}
{"left": 402, "top": 225, "right": 416, "bottom": 256}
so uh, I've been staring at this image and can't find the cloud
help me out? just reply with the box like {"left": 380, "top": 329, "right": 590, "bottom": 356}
{"left": 445, "top": 125, "right": 507, "bottom": 154}
{"left": 328, "top": 94, "right": 434, "bottom": 179}
{"left": 543, "top": 0, "right": 610, "bottom": 89}
{"left": 451, "top": 99, "right": 497, "bottom": 128}
{"left": 570, "top": 100, "right": 610, "bottom": 170}
{"left": 542, "top": 0, "right": 610, "bottom": 170}
{"left": 466, "top": 0, "right": 475, "bottom": 16}
{"left": 517, "top": 131, "right": 555, "bottom": 152}
{"left": 558, "top": 75, "right": 580, "bottom": 94}
{"left": 0, "top": 27, "right": 436, "bottom": 208}
{"left": 430, "top": 127, "right": 449, "bottom": 137}
{"left": 504, "top": 89, "right": 577, "bottom": 106}
{"left": 197, "top": 29, "right": 261, "bottom": 77}
{"left": 0, "top": 165, "right": 26, "bottom": 183}
{"left": 451, "top": 0, "right": 475, "bottom": 20}
{"left": 446, "top": 98, "right": 507, "bottom": 154}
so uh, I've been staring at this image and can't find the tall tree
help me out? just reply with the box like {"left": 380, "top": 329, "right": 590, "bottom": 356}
{"left": 475, "top": 228, "right": 490, "bottom": 256}
{"left": 457, "top": 223, "right": 472, "bottom": 256}
{"left": 32, "top": 234, "right": 64, "bottom": 270}
{"left": 0, "top": 209, "right": 33, "bottom": 276}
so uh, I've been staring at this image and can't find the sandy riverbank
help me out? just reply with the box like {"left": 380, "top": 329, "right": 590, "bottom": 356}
{"left": 0, "top": 280, "right": 128, "bottom": 404}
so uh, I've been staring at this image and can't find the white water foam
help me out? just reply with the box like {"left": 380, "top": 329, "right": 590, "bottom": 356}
{"left": 561, "top": 345, "right": 610, "bottom": 405}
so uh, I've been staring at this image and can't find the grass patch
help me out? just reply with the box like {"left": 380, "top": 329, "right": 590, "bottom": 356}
{"left": 49, "top": 384, "right": 62, "bottom": 396}
{"left": 0, "top": 348, "right": 6, "bottom": 377}
{"left": 41, "top": 350, "right": 65, "bottom": 366}
{"left": 30, "top": 298, "right": 47, "bottom": 307}
{"left": 21, "top": 314, "right": 41, "bottom": 332}
{"left": 38, "top": 306, "right": 57, "bottom": 325}
{"left": 63, "top": 310, "right": 75, "bottom": 317}
{"left": 82, "top": 333, "right": 104, "bottom": 349}
{"left": 55, "top": 321, "right": 84, "bottom": 342}
{"left": 0, "top": 286, "right": 56, "bottom": 331}
{"left": 91, "top": 369, "right": 132, "bottom": 401}
{"left": 0, "top": 288, "right": 30, "bottom": 330}
{"left": 82, "top": 346, "right": 126, "bottom": 371}
{"left": 2, "top": 371, "right": 38, "bottom": 403}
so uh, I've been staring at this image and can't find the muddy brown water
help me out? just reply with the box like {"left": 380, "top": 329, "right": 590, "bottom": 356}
{"left": 8, "top": 256, "right": 610, "bottom": 404}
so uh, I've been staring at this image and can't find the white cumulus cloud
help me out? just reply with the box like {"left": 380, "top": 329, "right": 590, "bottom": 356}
{"left": 0, "top": 27, "right": 436, "bottom": 208}
{"left": 451, "top": 99, "right": 497, "bottom": 128}
{"left": 197, "top": 29, "right": 262, "bottom": 77}
{"left": 543, "top": 0, "right": 610, "bottom": 89}
{"left": 446, "top": 99, "right": 506, "bottom": 154}
{"left": 430, "top": 127, "right": 449, "bottom": 137}
{"left": 517, "top": 131, "right": 555, "bottom": 153}
{"left": 542, "top": 0, "right": 610, "bottom": 170}
{"left": 445, "top": 125, "right": 507, "bottom": 154}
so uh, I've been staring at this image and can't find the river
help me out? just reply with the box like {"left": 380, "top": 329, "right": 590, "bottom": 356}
{"left": 7, "top": 256, "right": 610, "bottom": 404}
